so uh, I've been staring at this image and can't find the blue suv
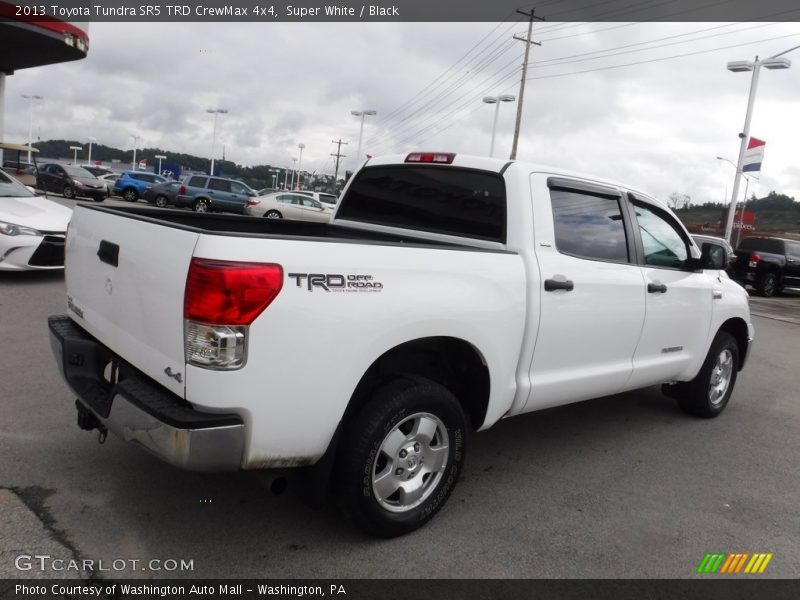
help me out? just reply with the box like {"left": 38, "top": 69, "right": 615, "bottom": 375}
{"left": 113, "top": 171, "right": 168, "bottom": 202}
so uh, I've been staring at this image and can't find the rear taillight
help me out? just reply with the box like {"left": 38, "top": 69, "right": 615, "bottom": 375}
{"left": 184, "top": 258, "right": 283, "bottom": 370}
{"left": 178, "top": 185, "right": 186, "bottom": 195}
{"left": 247, "top": 198, "right": 260, "bottom": 206}
{"left": 748, "top": 253, "right": 761, "bottom": 268}
{"left": 405, "top": 152, "right": 455, "bottom": 164}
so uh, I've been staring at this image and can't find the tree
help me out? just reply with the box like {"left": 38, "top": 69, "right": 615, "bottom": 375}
{"left": 668, "top": 192, "right": 691, "bottom": 210}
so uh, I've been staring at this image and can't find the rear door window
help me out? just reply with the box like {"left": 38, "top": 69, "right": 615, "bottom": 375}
{"left": 337, "top": 165, "right": 506, "bottom": 242}
{"left": 550, "top": 189, "right": 629, "bottom": 263}
{"left": 209, "top": 179, "right": 231, "bottom": 192}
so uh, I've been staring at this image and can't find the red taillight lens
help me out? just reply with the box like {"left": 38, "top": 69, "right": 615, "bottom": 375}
{"left": 748, "top": 253, "right": 761, "bottom": 268}
{"left": 246, "top": 198, "right": 260, "bottom": 206}
{"left": 184, "top": 258, "right": 283, "bottom": 325}
{"left": 405, "top": 152, "right": 455, "bottom": 164}
{"left": 179, "top": 185, "right": 186, "bottom": 195}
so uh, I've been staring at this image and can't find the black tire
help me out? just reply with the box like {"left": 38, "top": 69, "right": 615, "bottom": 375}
{"left": 672, "top": 331, "right": 739, "bottom": 418}
{"left": 62, "top": 185, "right": 75, "bottom": 199}
{"left": 92, "top": 196, "right": 105, "bottom": 203}
{"left": 756, "top": 272, "right": 779, "bottom": 297}
{"left": 154, "top": 195, "right": 168, "bottom": 208}
{"left": 265, "top": 210, "right": 282, "bottom": 219}
{"left": 335, "top": 376, "right": 468, "bottom": 538}
{"left": 122, "top": 188, "right": 138, "bottom": 202}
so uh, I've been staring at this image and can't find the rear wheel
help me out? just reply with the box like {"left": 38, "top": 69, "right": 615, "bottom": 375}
{"left": 335, "top": 376, "right": 468, "bottom": 537}
{"left": 193, "top": 198, "right": 210, "bottom": 213}
{"left": 122, "top": 188, "right": 138, "bottom": 202}
{"left": 672, "top": 331, "right": 739, "bottom": 418}
{"left": 756, "top": 272, "right": 779, "bottom": 297}
{"left": 265, "top": 210, "right": 282, "bottom": 219}
{"left": 154, "top": 195, "right": 168, "bottom": 208}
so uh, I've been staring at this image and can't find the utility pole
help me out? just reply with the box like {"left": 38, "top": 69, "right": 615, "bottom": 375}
{"left": 510, "top": 8, "right": 544, "bottom": 160}
{"left": 331, "top": 138, "right": 348, "bottom": 184}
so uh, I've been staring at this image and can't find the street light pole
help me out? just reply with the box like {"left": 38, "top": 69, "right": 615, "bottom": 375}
{"left": 69, "top": 145, "right": 82, "bottom": 163}
{"left": 131, "top": 135, "right": 140, "bottom": 170}
{"left": 297, "top": 143, "right": 305, "bottom": 190}
{"left": 21, "top": 94, "right": 43, "bottom": 162}
{"left": 351, "top": 109, "right": 376, "bottom": 166}
{"left": 206, "top": 108, "right": 228, "bottom": 175}
{"left": 723, "top": 45, "right": 796, "bottom": 242}
{"left": 290, "top": 157, "right": 298, "bottom": 190}
{"left": 482, "top": 95, "right": 516, "bottom": 157}
{"left": 155, "top": 154, "right": 167, "bottom": 176}
{"left": 86, "top": 136, "right": 96, "bottom": 165}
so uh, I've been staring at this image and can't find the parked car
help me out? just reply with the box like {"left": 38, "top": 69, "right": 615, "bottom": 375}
{"left": 692, "top": 234, "right": 736, "bottom": 278}
{"left": 97, "top": 173, "right": 120, "bottom": 196}
{"left": 0, "top": 167, "right": 72, "bottom": 270}
{"left": 295, "top": 190, "right": 338, "bottom": 209}
{"left": 1, "top": 142, "right": 39, "bottom": 187}
{"left": 174, "top": 175, "right": 257, "bottom": 214}
{"left": 732, "top": 236, "right": 800, "bottom": 296}
{"left": 258, "top": 187, "right": 279, "bottom": 196}
{"left": 246, "top": 192, "right": 331, "bottom": 223}
{"left": 113, "top": 171, "right": 168, "bottom": 202}
{"left": 143, "top": 181, "right": 182, "bottom": 208}
{"left": 36, "top": 163, "right": 108, "bottom": 201}
{"left": 82, "top": 165, "right": 115, "bottom": 178}
{"left": 49, "top": 151, "right": 753, "bottom": 537}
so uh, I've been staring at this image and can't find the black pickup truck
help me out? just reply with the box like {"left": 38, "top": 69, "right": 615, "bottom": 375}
{"left": 732, "top": 236, "right": 800, "bottom": 296}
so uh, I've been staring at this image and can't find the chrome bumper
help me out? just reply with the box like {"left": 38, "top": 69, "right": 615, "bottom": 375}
{"left": 48, "top": 315, "right": 244, "bottom": 472}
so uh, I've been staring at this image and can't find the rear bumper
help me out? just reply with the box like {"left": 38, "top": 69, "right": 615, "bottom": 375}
{"left": 48, "top": 315, "right": 245, "bottom": 471}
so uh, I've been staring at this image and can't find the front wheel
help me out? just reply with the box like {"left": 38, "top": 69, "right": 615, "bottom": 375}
{"left": 673, "top": 331, "right": 739, "bottom": 418}
{"left": 756, "top": 272, "right": 779, "bottom": 297}
{"left": 62, "top": 185, "right": 75, "bottom": 199}
{"left": 336, "top": 376, "right": 468, "bottom": 537}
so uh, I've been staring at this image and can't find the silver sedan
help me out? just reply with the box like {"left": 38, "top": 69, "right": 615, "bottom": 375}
{"left": 246, "top": 192, "right": 331, "bottom": 223}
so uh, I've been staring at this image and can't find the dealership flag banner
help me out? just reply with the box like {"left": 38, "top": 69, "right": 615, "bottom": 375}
{"left": 742, "top": 137, "right": 766, "bottom": 174}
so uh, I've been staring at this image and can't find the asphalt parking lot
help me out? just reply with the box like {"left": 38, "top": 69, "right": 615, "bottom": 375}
{"left": 1, "top": 264, "right": 799, "bottom": 579}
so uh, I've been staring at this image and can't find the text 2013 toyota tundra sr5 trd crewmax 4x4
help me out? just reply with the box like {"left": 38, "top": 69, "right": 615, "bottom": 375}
{"left": 49, "top": 153, "right": 753, "bottom": 537}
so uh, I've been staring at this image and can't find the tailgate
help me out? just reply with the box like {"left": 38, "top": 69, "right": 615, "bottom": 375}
{"left": 65, "top": 206, "right": 199, "bottom": 397}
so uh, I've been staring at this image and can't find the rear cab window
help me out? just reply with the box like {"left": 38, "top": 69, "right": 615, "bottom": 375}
{"left": 738, "top": 237, "right": 785, "bottom": 255}
{"left": 337, "top": 165, "right": 506, "bottom": 242}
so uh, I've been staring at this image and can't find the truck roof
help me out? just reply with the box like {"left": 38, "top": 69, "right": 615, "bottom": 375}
{"left": 362, "top": 153, "right": 666, "bottom": 209}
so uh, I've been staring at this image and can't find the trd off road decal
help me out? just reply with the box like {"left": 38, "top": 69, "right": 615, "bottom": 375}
{"left": 288, "top": 273, "right": 384, "bottom": 292}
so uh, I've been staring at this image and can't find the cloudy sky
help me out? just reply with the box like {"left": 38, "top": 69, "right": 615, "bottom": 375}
{"left": 2, "top": 19, "right": 799, "bottom": 204}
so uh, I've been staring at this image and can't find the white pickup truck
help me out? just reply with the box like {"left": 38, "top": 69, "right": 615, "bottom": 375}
{"left": 49, "top": 152, "right": 753, "bottom": 537}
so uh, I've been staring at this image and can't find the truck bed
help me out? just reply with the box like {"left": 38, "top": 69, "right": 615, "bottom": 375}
{"left": 83, "top": 205, "right": 487, "bottom": 251}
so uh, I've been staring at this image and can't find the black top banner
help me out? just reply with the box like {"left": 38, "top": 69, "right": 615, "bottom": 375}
{"left": 3, "top": 0, "right": 800, "bottom": 22}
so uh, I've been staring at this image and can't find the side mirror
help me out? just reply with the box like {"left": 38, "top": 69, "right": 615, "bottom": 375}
{"left": 701, "top": 242, "right": 726, "bottom": 270}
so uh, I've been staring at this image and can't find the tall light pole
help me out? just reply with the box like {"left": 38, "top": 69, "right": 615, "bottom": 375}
{"left": 297, "top": 143, "right": 305, "bottom": 189}
{"left": 351, "top": 109, "right": 376, "bottom": 166}
{"left": 206, "top": 108, "right": 228, "bottom": 175}
{"left": 131, "top": 135, "right": 140, "bottom": 170}
{"left": 155, "top": 154, "right": 167, "bottom": 176}
{"left": 482, "top": 95, "right": 516, "bottom": 157}
{"left": 21, "top": 94, "right": 43, "bottom": 162}
{"left": 86, "top": 136, "right": 97, "bottom": 165}
{"left": 722, "top": 45, "right": 797, "bottom": 242}
{"left": 268, "top": 167, "right": 279, "bottom": 189}
{"left": 289, "top": 157, "right": 298, "bottom": 190}
{"left": 69, "top": 145, "right": 82, "bottom": 163}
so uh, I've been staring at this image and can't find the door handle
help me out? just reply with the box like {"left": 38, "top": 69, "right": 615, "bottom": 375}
{"left": 647, "top": 282, "right": 668, "bottom": 294}
{"left": 544, "top": 278, "right": 574, "bottom": 292}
